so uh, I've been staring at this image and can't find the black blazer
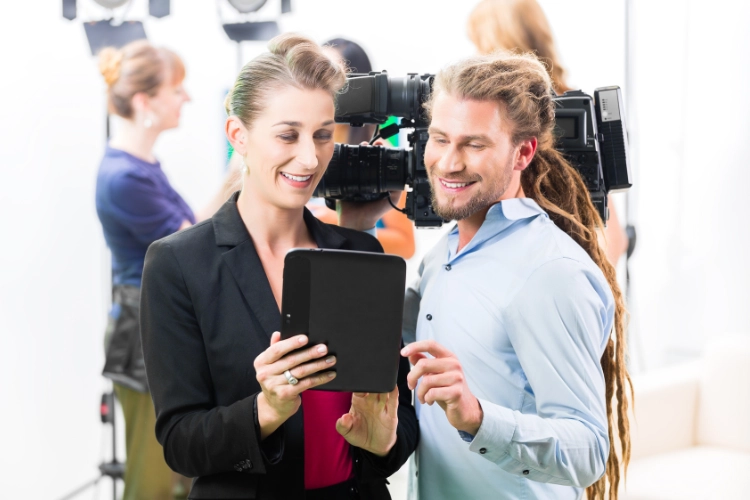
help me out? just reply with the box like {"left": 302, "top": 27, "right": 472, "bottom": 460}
{"left": 140, "top": 194, "right": 418, "bottom": 500}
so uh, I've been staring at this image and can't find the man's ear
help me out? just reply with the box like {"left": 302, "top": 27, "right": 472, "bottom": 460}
{"left": 226, "top": 116, "right": 248, "bottom": 155}
{"left": 514, "top": 136, "right": 538, "bottom": 171}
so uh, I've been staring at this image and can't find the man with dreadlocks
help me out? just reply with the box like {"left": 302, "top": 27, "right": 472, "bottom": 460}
{"left": 340, "top": 51, "right": 631, "bottom": 500}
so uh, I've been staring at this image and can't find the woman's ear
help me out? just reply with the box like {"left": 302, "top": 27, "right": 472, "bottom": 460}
{"left": 226, "top": 116, "right": 248, "bottom": 155}
{"left": 131, "top": 92, "right": 149, "bottom": 116}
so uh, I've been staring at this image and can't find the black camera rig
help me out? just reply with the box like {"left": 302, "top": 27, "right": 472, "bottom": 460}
{"left": 313, "top": 71, "right": 632, "bottom": 227}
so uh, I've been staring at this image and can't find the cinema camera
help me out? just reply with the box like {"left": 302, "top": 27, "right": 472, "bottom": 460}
{"left": 313, "top": 71, "right": 632, "bottom": 227}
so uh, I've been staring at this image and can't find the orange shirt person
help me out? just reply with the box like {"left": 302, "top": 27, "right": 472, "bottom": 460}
{"left": 310, "top": 191, "right": 414, "bottom": 259}
{"left": 307, "top": 37, "right": 416, "bottom": 260}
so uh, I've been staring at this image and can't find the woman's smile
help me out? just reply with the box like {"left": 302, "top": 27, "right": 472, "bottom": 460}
{"left": 280, "top": 171, "right": 315, "bottom": 188}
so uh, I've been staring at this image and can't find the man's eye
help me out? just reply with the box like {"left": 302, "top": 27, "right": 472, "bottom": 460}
{"left": 432, "top": 137, "right": 447, "bottom": 144}
{"left": 468, "top": 144, "right": 484, "bottom": 150}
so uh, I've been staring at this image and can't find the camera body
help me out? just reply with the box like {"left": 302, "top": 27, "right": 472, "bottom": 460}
{"left": 313, "top": 73, "right": 443, "bottom": 227}
{"left": 314, "top": 71, "right": 631, "bottom": 227}
{"left": 554, "top": 87, "right": 632, "bottom": 223}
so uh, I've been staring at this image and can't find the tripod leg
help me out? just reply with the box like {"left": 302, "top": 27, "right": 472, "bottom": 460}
{"left": 57, "top": 476, "right": 102, "bottom": 500}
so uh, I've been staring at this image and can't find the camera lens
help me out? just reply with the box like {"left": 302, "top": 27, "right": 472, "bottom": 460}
{"left": 387, "top": 74, "right": 432, "bottom": 126}
{"left": 315, "top": 144, "right": 408, "bottom": 202}
{"left": 388, "top": 76, "right": 415, "bottom": 120}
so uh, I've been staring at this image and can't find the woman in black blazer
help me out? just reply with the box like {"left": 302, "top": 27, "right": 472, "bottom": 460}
{"left": 140, "top": 34, "right": 418, "bottom": 500}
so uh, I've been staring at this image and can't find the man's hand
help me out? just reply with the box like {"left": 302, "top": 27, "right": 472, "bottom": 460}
{"left": 401, "top": 341, "right": 483, "bottom": 435}
{"left": 337, "top": 193, "right": 401, "bottom": 231}
{"left": 336, "top": 388, "right": 399, "bottom": 457}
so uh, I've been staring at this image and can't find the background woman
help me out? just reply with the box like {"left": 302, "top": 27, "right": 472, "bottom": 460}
{"left": 140, "top": 34, "right": 417, "bottom": 500}
{"left": 468, "top": 0, "right": 630, "bottom": 266}
{"left": 96, "top": 39, "right": 236, "bottom": 499}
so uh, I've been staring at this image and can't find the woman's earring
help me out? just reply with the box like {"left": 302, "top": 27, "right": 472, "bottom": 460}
{"left": 144, "top": 117, "right": 153, "bottom": 129}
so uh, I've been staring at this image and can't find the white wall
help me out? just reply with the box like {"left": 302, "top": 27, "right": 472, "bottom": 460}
{"left": 2, "top": 1, "right": 747, "bottom": 498}
{"left": 627, "top": 0, "right": 750, "bottom": 369}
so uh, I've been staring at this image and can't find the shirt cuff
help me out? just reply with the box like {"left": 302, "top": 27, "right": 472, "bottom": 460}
{"left": 457, "top": 430, "right": 475, "bottom": 443}
{"left": 467, "top": 398, "right": 517, "bottom": 461}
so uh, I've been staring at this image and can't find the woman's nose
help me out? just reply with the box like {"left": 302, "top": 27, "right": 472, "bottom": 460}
{"left": 296, "top": 138, "right": 318, "bottom": 170}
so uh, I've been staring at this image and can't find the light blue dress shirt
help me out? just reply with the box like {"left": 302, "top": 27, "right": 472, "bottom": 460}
{"left": 403, "top": 198, "right": 613, "bottom": 500}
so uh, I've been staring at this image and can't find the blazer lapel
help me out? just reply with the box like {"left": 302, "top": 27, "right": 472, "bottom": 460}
{"left": 302, "top": 208, "right": 347, "bottom": 249}
{"left": 214, "top": 195, "right": 280, "bottom": 340}
{"left": 211, "top": 195, "right": 352, "bottom": 341}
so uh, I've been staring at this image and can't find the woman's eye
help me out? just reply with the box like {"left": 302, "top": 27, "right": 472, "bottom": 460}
{"left": 279, "top": 134, "right": 297, "bottom": 142}
{"left": 314, "top": 133, "right": 333, "bottom": 141}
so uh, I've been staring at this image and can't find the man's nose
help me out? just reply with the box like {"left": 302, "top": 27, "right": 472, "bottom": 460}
{"left": 437, "top": 147, "right": 463, "bottom": 174}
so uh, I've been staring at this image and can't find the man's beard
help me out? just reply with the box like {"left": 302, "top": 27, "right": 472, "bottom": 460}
{"left": 428, "top": 164, "right": 512, "bottom": 222}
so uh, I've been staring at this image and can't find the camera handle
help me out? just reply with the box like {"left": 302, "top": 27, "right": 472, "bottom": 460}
{"left": 369, "top": 122, "right": 401, "bottom": 145}
{"left": 369, "top": 121, "right": 410, "bottom": 214}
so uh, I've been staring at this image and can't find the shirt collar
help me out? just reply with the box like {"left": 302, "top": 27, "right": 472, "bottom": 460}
{"left": 105, "top": 145, "right": 160, "bottom": 168}
{"left": 485, "top": 197, "right": 548, "bottom": 222}
{"left": 447, "top": 197, "right": 547, "bottom": 260}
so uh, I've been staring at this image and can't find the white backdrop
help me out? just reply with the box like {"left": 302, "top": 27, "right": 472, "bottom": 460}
{"left": 626, "top": 0, "right": 750, "bottom": 369}
{"left": 1, "top": 1, "right": 747, "bottom": 498}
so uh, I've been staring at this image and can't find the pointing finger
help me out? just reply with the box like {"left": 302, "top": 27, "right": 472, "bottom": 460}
{"left": 402, "top": 340, "right": 454, "bottom": 358}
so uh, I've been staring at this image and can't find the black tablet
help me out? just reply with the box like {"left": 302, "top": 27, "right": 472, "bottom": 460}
{"left": 280, "top": 248, "right": 406, "bottom": 393}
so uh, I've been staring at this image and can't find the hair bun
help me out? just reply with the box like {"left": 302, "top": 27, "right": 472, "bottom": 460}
{"left": 267, "top": 33, "right": 318, "bottom": 58}
{"left": 98, "top": 47, "right": 123, "bottom": 87}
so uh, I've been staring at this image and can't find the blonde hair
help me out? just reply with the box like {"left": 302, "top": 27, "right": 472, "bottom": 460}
{"left": 427, "top": 52, "right": 631, "bottom": 500}
{"left": 98, "top": 40, "right": 185, "bottom": 119}
{"left": 224, "top": 33, "right": 347, "bottom": 129}
{"left": 467, "top": 0, "right": 570, "bottom": 94}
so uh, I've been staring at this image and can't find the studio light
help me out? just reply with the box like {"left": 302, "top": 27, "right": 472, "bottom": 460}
{"left": 62, "top": 0, "right": 172, "bottom": 55}
{"left": 92, "top": 0, "right": 130, "bottom": 8}
{"left": 83, "top": 19, "right": 147, "bottom": 55}
{"left": 218, "top": 0, "right": 292, "bottom": 43}
{"left": 227, "top": 0, "right": 268, "bottom": 13}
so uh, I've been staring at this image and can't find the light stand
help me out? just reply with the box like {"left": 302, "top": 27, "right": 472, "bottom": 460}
{"left": 58, "top": 3, "right": 175, "bottom": 497}
{"left": 57, "top": 391, "right": 124, "bottom": 500}
{"left": 57, "top": 114, "right": 123, "bottom": 500}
